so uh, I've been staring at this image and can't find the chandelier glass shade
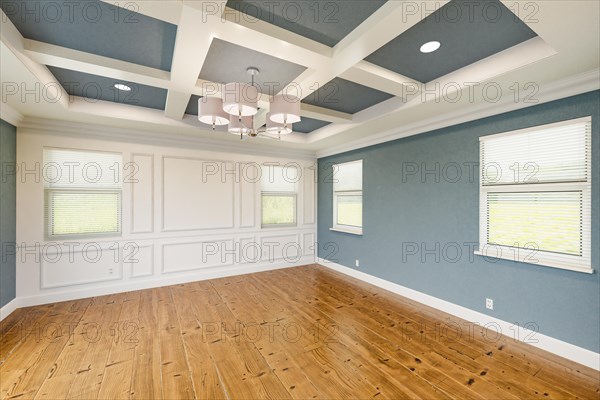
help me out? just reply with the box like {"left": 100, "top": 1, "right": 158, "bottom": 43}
{"left": 197, "top": 67, "right": 301, "bottom": 139}
{"left": 197, "top": 97, "right": 230, "bottom": 126}
{"left": 265, "top": 112, "right": 292, "bottom": 135}
{"left": 222, "top": 83, "right": 259, "bottom": 116}
{"left": 228, "top": 115, "right": 254, "bottom": 135}
{"left": 269, "top": 94, "right": 301, "bottom": 125}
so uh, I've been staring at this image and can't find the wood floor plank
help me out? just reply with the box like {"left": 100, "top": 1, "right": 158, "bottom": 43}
{"left": 284, "top": 268, "right": 557, "bottom": 398}
{"left": 0, "top": 305, "right": 54, "bottom": 364}
{"left": 1, "top": 299, "right": 92, "bottom": 399}
{"left": 210, "top": 277, "right": 378, "bottom": 399}
{"left": 130, "top": 288, "right": 163, "bottom": 400}
{"left": 269, "top": 270, "right": 496, "bottom": 400}
{"left": 284, "top": 266, "right": 587, "bottom": 399}
{"left": 210, "top": 278, "right": 335, "bottom": 399}
{"left": 1, "top": 265, "right": 596, "bottom": 400}
{"left": 156, "top": 286, "right": 195, "bottom": 400}
{"left": 246, "top": 273, "right": 449, "bottom": 399}
{"left": 96, "top": 291, "right": 141, "bottom": 399}
{"left": 34, "top": 294, "right": 125, "bottom": 400}
{"left": 189, "top": 280, "right": 294, "bottom": 399}
{"left": 169, "top": 284, "right": 228, "bottom": 400}
{"left": 315, "top": 265, "right": 600, "bottom": 385}
{"left": 65, "top": 294, "right": 124, "bottom": 400}
{"left": 277, "top": 268, "right": 523, "bottom": 399}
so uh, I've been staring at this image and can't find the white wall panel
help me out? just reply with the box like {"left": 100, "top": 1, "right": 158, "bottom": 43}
{"left": 239, "top": 236, "right": 259, "bottom": 264}
{"left": 260, "top": 234, "right": 301, "bottom": 262}
{"left": 162, "top": 157, "right": 235, "bottom": 231}
{"left": 15, "top": 126, "right": 316, "bottom": 306}
{"left": 130, "top": 154, "right": 154, "bottom": 233}
{"left": 162, "top": 239, "right": 235, "bottom": 273}
{"left": 303, "top": 167, "right": 316, "bottom": 224}
{"left": 40, "top": 244, "right": 122, "bottom": 288}
{"left": 129, "top": 244, "right": 154, "bottom": 278}
{"left": 239, "top": 163, "right": 258, "bottom": 228}
{"left": 303, "top": 232, "right": 316, "bottom": 256}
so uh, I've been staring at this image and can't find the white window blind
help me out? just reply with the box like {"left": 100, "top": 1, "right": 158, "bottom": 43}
{"left": 333, "top": 160, "right": 363, "bottom": 192}
{"left": 261, "top": 165, "right": 298, "bottom": 227}
{"left": 44, "top": 148, "right": 123, "bottom": 239}
{"left": 332, "top": 160, "right": 363, "bottom": 235}
{"left": 478, "top": 117, "right": 592, "bottom": 273}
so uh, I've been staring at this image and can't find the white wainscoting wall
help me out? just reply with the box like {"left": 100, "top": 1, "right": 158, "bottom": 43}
{"left": 15, "top": 125, "right": 317, "bottom": 307}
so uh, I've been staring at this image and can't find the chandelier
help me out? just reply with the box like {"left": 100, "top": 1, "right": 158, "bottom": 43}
{"left": 198, "top": 67, "right": 301, "bottom": 139}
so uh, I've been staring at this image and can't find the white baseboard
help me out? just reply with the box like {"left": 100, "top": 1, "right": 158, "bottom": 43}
{"left": 318, "top": 258, "right": 600, "bottom": 371}
{"left": 0, "top": 298, "right": 20, "bottom": 322}
{"left": 15, "top": 257, "right": 314, "bottom": 309}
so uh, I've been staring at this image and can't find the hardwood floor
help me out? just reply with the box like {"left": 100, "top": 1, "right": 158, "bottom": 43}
{"left": 1, "top": 264, "right": 598, "bottom": 399}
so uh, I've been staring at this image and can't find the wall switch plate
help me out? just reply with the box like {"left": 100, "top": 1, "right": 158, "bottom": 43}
{"left": 486, "top": 298, "right": 494, "bottom": 310}
{"left": 355, "top": 259, "right": 360, "bottom": 268}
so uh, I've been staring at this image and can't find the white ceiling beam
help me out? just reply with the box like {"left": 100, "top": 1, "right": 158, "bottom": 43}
{"left": 289, "top": 1, "right": 449, "bottom": 100}
{"left": 165, "top": 91, "right": 192, "bottom": 120}
{"left": 218, "top": 7, "right": 332, "bottom": 68}
{"left": 305, "top": 37, "right": 558, "bottom": 145}
{"left": 432, "top": 36, "right": 557, "bottom": 95}
{"left": 121, "top": 0, "right": 403, "bottom": 94}
{"left": 0, "top": 11, "right": 70, "bottom": 109}
{"left": 19, "top": 35, "right": 350, "bottom": 124}
{"left": 299, "top": 104, "right": 352, "bottom": 124}
{"left": 340, "top": 61, "right": 421, "bottom": 99}
{"left": 164, "top": 2, "right": 227, "bottom": 120}
{"left": 24, "top": 39, "right": 171, "bottom": 88}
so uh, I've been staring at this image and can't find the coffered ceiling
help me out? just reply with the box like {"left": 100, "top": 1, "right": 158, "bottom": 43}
{"left": 1, "top": 0, "right": 598, "bottom": 157}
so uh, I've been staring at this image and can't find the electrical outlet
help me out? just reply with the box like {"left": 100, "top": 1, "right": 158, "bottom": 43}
{"left": 355, "top": 259, "right": 360, "bottom": 268}
{"left": 486, "top": 298, "right": 494, "bottom": 310}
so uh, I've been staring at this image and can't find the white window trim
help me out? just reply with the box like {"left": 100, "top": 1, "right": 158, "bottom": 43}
{"left": 475, "top": 116, "right": 593, "bottom": 273}
{"left": 43, "top": 147, "right": 123, "bottom": 240}
{"left": 260, "top": 192, "right": 298, "bottom": 228}
{"left": 332, "top": 159, "right": 363, "bottom": 236}
{"left": 332, "top": 190, "right": 363, "bottom": 235}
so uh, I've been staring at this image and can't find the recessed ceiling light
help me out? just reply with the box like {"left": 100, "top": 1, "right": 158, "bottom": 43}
{"left": 114, "top": 83, "right": 132, "bottom": 91}
{"left": 420, "top": 41, "right": 441, "bottom": 53}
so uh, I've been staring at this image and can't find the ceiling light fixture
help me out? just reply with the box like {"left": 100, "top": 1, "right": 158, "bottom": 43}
{"left": 197, "top": 67, "right": 301, "bottom": 140}
{"left": 198, "top": 97, "right": 230, "bottom": 128}
{"left": 266, "top": 112, "right": 293, "bottom": 135}
{"left": 420, "top": 41, "right": 441, "bottom": 53}
{"left": 114, "top": 83, "right": 132, "bottom": 91}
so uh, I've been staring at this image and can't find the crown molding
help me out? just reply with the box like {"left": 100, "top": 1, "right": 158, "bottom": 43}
{"left": 316, "top": 68, "right": 600, "bottom": 158}
{"left": 18, "top": 118, "right": 317, "bottom": 160}
{"left": 0, "top": 103, "right": 24, "bottom": 127}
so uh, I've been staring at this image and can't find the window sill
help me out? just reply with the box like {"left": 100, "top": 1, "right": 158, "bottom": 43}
{"left": 330, "top": 227, "right": 363, "bottom": 236}
{"left": 473, "top": 250, "right": 593, "bottom": 274}
{"left": 261, "top": 223, "right": 297, "bottom": 229}
{"left": 45, "top": 232, "right": 122, "bottom": 241}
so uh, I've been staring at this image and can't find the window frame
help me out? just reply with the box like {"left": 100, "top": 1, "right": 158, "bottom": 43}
{"left": 43, "top": 148, "right": 123, "bottom": 241}
{"left": 475, "top": 117, "right": 592, "bottom": 274}
{"left": 331, "top": 160, "right": 363, "bottom": 235}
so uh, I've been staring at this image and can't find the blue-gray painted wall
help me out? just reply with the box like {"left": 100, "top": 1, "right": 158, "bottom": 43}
{"left": 318, "top": 90, "right": 600, "bottom": 353}
{"left": 0, "top": 119, "right": 16, "bottom": 308}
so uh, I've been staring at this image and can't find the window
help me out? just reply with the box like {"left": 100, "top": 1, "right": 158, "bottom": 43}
{"left": 44, "top": 148, "right": 122, "bottom": 239}
{"left": 332, "top": 160, "right": 363, "bottom": 235}
{"left": 477, "top": 117, "right": 592, "bottom": 273}
{"left": 261, "top": 165, "right": 297, "bottom": 227}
